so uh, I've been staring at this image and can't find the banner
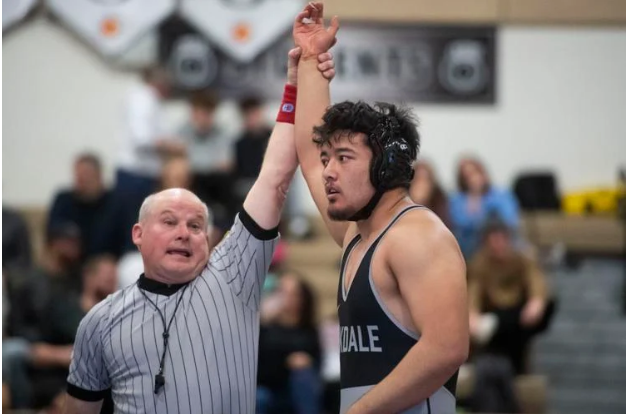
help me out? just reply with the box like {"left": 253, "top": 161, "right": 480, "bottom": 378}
{"left": 46, "top": 0, "right": 176, "bottom": 57}
{"left": 160, "top": 19, "right": 496, "bottom": 104}
{"left": 179, "top": 0, "right": 304, "bottom": 63}
{"left": 3, "top": 0, "right": 37, "bottom": 31}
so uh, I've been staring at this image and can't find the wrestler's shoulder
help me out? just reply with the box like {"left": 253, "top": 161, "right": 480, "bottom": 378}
{"left": 386, "top": 208, "right": 456, "bottom": 251}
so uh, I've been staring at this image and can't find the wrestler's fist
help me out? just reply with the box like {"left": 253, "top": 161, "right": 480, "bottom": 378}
{"left": 287, "top": 47, "right": 336, "bottom": 86}
{"left": 293, "top": 2, "right": 339, "bottom": 60}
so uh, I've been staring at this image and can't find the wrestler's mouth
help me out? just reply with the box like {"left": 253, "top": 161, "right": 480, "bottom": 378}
{"left": 167, "top": 248, "right": 192, "bottom": 258}
{"left": 325, "top": 186, "right": 340, "bottom": 195}
{"left": 326, "top": 186, "right": 340, "bottom": 201}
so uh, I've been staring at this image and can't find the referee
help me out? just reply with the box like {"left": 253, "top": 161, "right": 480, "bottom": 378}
{"left": 63, "top": 49, "right": 336, "bottom": 414}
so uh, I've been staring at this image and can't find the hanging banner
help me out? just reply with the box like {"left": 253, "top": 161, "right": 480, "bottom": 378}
{"left": 179, "top": 0, "right": 304, "bottom": 63}
{"left": 159, "top": 18, "right": 496, "bottom": 104}
{"left": 3, "top": 0, "right": 37, "bottom": 31}
{"left": 46, "top": 0, "right": 176, "bottom": 57}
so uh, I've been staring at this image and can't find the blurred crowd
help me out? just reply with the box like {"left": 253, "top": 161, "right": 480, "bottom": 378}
{"left": 3, "top": 67, "right": 557, "bottom": 414}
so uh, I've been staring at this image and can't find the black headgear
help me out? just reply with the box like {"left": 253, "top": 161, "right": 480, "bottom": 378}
{"left": 348, "top": 115, "right": 415, "bottom": 221}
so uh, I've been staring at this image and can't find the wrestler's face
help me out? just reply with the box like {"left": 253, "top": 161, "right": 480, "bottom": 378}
{"left": 320, "top": 133, "right": 375, "bottom": 221}
{"left": 133, "top": 189, "right": 210, "bottom": 282}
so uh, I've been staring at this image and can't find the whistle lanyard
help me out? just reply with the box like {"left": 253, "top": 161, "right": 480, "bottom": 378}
{"left": 138, "top": 284, "right": 189, "bottom": 394}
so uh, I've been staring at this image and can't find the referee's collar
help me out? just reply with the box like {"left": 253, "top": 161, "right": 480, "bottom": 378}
{"left": 137, "top": 274, "right": 191, "bottom": 296}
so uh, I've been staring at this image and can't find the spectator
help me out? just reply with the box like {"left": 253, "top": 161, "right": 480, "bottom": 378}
{"left": 409, "top": 160, "right": 451, "bottom": 227}
{"left": 450, "top": 157, "right": 520, "bottom": 259}
{"left": 180, "top": 91, "right": 234, "bottom": 175}
{"left": 257, "top": 270, "right": 322, "bottom": 414}
{"left": 467, "top": 218, "right": 554, "bottom": 373}
{"left": 2, "top": 207, "right": 32, "bottom": 271}
{"left": 233, "top": 96, "right": 272, "bottom": 201}
{"left": 7, "top": 223, "right": 83, "bottom": 340}
{"left": 48, "top": 153, "right": 113, "bottom": 260}
{"left": 116, "top": 66, "right": 183, "bottom": 199}
{"left": 3, "top": 254, "right": 117, "bottom": 410}
{"left": 3, "top": 224, "right": 82, "bottom": 408}
{"left": 179, "top": 91, "right": 237, "bottom": 230}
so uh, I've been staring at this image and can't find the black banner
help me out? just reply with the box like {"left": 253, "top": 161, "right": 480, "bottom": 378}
{"left": 159, "top": 17, "right": 496, "bottom": 104}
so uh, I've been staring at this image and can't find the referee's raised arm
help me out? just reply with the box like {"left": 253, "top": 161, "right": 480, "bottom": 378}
{"left": 211, "top": 47, "right": 336, "bottom": 311}
{"left": 241, "top": 48, "right": 303, "bottom": 231}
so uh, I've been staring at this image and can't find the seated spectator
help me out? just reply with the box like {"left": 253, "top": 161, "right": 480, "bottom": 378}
{"left": 409, "top": 160, "right": 451, "bottom": 227}
{"left": 3, "top": 222, "right": 109, "bottom": 409}
{"left": 468, "top": 218, "right": 553, "bottom": 372}
{"left": 233, "top": 96, "right": 272, "bottom": 201}
{"left": 6, "top": 223, "right": 83, "bottom": 326}
{"left": 3, "top": 254, "right": 117, "bottom": 410}
{"left": 450, "top": 157, "right": 520, "bottom": 259}
{"left": 467, "top": 219, "right": 554, "bottom": 413}
{"left": 257, "top": 270, "right": 322, "bottom": 414}
{"left": 2, "top": 207, "right": 32, "bottom": 271}
{"left": 48, "top": 153, "right": 113, "bottom": 260}
{"left": 179, "top": 91, "right": 238, "bottom": 229}
{"left": 115, "top": 66, "right": 183, "bottom": 200}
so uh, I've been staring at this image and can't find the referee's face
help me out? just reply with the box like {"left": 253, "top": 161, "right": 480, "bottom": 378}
{"left": 133, "top": 191, "right": 210, "bottom": 283}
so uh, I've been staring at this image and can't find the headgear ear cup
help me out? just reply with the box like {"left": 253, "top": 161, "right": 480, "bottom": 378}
{"left": 377, "top": 138, "right": 413, "bottom": 190}
{"left": 348, "top": 111, "right": 416, "bottom": 221}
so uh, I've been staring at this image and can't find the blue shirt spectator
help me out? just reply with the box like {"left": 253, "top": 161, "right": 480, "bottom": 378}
{"left": 48, "top": 154, "right": 112, "bottom": 261}
{"left": 449, "top": 157, "right": 520, "bottom": 259}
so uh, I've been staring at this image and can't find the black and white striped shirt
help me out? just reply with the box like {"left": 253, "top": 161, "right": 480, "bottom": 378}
{"left": 67, "top": 211, "right": 278, "bottom": 413}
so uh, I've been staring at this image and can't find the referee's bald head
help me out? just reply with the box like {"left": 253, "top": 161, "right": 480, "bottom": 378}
{"left": 139, "top": 188, "right": 212, "bottom": 228}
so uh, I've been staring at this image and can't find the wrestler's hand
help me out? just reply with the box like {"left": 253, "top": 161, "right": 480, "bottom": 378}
{"left": 287, "top": 47, "right": 336, "bottom": 86}
{"left": 293, "top": 2, "right": 339, "bottom": 60}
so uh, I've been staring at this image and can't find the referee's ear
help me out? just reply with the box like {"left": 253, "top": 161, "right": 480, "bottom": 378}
{"left": 132, "top": 223, "right": 143, "bottom": 250}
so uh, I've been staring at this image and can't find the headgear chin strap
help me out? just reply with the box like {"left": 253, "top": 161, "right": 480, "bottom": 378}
{"left": 347, "top": 188, "right": 385, "bottom": 222}
{"left": 347, "top": 116, "right": 415, "bottom": 222}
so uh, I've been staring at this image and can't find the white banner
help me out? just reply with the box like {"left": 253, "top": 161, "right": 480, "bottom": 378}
{"left": 3, "top": 0, "right": 37, "bottom": 31}
{"left": 180, "top": 0, "right": 304, "bottom": 64}
{"left": 46, "top": 0, "right": 176, "bottom": 57}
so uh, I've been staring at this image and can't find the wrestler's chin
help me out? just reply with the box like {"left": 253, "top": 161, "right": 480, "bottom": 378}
{"left": 327, "top": 206, "right": 355, "bottom": 222}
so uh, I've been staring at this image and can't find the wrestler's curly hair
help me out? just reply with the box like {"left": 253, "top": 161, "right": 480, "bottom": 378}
{"left": 313, "top": 101, "right": 419, "bottom": 157}
{"left": 312, "top": 101, "right": 420, "bottom": 189}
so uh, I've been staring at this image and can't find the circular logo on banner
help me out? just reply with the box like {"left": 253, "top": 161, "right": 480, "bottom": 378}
{"left": 438, "top": 40, "right": 488, "bottom": 96}
{"left": 169, "top": 35, "right": 219, "bottom": 90}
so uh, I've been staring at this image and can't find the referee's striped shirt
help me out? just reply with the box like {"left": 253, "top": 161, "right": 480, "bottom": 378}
{"left": 67, "top": 210, "right": 278, "bottom": 413}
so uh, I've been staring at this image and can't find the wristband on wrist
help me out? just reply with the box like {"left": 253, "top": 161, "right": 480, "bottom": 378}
{"left": 276, "top": 84, "right": 297, "bottom": 124}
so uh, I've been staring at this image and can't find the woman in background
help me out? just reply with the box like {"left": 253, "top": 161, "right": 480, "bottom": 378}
{"left": 450, "top": 157, "right": 520, "bottom": 259}
{"left": 257, "top": 270, "right": 321, "bottom": 414}
{"left": 409, "top": 160, "right": 451, "bottom": 228}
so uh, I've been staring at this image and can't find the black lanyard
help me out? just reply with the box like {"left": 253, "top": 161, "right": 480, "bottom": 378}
{"left": 138, "top": 284, "right": 189, "bottom": 394}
